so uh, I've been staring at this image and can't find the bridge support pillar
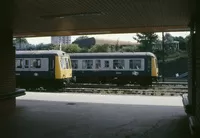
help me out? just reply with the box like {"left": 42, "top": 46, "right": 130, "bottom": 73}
{"left": 185, "top": 1, "right": 200, "bottom": 136}
{"left": 0, "top": 0, "right": 25, "bottom": 115}
{"left": 0, "top": 42, "right": 16, "bottom": 114}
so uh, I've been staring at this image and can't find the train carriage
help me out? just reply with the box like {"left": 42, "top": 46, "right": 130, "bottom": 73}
{"left": 69, "top": 52, "right": 158, "bottom": 86}
{"left": 16, "top": 50, "right": 72, "bottom": 88}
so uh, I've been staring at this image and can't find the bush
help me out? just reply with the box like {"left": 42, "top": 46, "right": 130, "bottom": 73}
{"left": 62, "top": 44, "right": 81, "bottom": 53}
{"left": 88, "top": 44, "right": 111, "bottom": 52}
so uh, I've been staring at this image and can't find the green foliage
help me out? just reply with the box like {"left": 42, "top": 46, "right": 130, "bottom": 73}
{"left": 164, "top": 33, "right": 174, "bottom": 43}
{"left": 88, "top": 44, "right": 111, "bottom": 52}
{"left": 13, "top": 38, "right": 28, "bottom": 45}
{"left": 80, "top": 48, "right": 89, "bottom": 53}
{"left": 133, "top": 32, "right": 159, "bottom": 52}
{"left": 62, "top": 44, "right": 81, "bottom": 53}
{"left": 119, "top": 45, "right": 137, "bottom": 52}
{"left": 32, "top": 43, "right": 81, "bottom": 53}
{"left": 35, "top": 43, "right": 55, "bottom": 50}
{"left": 52, "top": 45, "right": 60, "bottom": 50}
{"left": 185, "top": 34, "right": 191, "bottom": 43}
{"left": 135, "top": 44, "right": 146, "bottom": 52}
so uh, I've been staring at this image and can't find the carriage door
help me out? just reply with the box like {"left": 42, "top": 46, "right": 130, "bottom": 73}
{"left": 24, "top": 58, "right": 31, "bottom": 71}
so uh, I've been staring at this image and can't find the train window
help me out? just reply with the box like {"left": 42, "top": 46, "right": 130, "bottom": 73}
{"left": 60, "top": 58, "right": 67, "bottom": 69}
{"left": 68, "top": 58, "right": 72, "bottom": 69}
{"left": 72, "top": 60, "right": 78, "bottom": 69}
{"left": 24, "top": 60, "right": 29, "bottom": 68}
{"left": 113, "top": 60, "right": 125, "bottom": 69}
{"left": 50, "top": 59, "right": 54, "bottom": 69}
{"left": 65, "top": 58, "right": 69, "bottom": 69}
{"left": 31, "top": 59, "right": 41, "bottom": 68}
{"left": 82, "top": 60, "right": 93, "bottom": 69}
{"left": 155, "top": 58, "right": 158, "bottom": 68}
{"left": 95, "top": 60, "right": 101, "bottom": 69}
{"left": 104, "top": 60, "right": 109, "bottom": 68}
{"left": 129, "top": 60, "right": 141, "bottom": 69}
{"left": 16, "top": 59, "right": 23, "bottom": 68}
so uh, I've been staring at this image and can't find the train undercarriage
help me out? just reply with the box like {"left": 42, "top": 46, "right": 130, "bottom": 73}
{"left": 72, "top": 76, "right": 157, "bottom": 86}
{"left": 16, "top": 78, "right": 70, "bottom": 89}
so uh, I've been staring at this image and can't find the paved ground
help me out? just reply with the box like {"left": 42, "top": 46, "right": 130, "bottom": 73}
{"left": 1, "top": 92, "right": 191, "bottom": 138}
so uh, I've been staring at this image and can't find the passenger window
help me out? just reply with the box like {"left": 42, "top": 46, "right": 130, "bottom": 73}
{"left": 24, "top": 60, "right": 29, "bottom": 68}
{"left": 113, "top": 60, "right": 125, "bottom": 69}
{"left": 95, "top": 60, "right": 101, "bottom": 69}
{"left": 129, "top": 60, "right": 142, "bottom": 70}
{"left": 104, "top": 60, "right": 109, "bottom": 68}
{"left": 82, "top": 60, "right": 93, "bottom": 69}
{"left": 16, "top": 59, "right": 23, "bottom": 68}
{"left": 31, "top": 59, "right": 41, "bottom": 68}
{"left": 72, "top": 60, "right": 78, "bottom": 69}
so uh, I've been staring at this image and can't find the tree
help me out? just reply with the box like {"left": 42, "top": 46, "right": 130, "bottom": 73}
{"left": 184, "top": 34, "right": 191, "bottom": 50}
{"left": 34, "top": 43, "right": 55, "bottom": 50}
{"left": 80, "top": 48, "right": 89, "bottom": 53}
{"left": 164, "top": 33, "right": 174, "bottom": 44}
{"left": 119, "top": 46, "right": 137, "bottom": 52}
{"left": 89, "top": 44, "right": 111, "bottom": 52}
{"left": 62, "top": 44, "right": 81, "bottom": 53}
{"left": 13, "top": 37, "right": 29, "bottom": 50}
{"left": 13, "top": 38, "right": 28, "bottom": 44}
{"left": 133, "top": 32, "right": 158, "bottom": 52}
{"left": 185, "top": 34, "right": 191, "bottom": 43}
{"left": 173, "top": 36, "right": 186, "bottom": 50}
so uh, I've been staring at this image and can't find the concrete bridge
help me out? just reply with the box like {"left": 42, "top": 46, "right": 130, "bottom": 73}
{"left": 0, "top": 0, "right": 199, "bottom": 137}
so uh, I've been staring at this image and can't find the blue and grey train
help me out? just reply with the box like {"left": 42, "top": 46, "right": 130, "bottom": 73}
{"left": 15, "top": 50, "right": 72, "bottom": 88}
{"left": 69, "top": 52, "right": 159, "bottom": 85}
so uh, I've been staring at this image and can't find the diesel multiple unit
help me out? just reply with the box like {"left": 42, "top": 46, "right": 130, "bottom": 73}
{"left": 69, "top": 52, "right": 159, "bottom": 86}
{"left": 15, "top": 50, "right": 72, "bottom": 88}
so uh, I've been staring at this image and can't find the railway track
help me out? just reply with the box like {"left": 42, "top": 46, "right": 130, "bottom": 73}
{"left": 66, "top": 82, "right": 188, "bottom": 89}
{"left": 27, "top": 82, "right": 188, "bottom": 96}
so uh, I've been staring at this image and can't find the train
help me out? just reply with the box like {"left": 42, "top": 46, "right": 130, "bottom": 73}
{"left": 69, "top": 52, "right": 159, "bottom": 86}
{"left": 15, "top": 50, "right": 72, "bottom": 89}
{"left": 15, "top": 51, "right": 159, "bottom": 88}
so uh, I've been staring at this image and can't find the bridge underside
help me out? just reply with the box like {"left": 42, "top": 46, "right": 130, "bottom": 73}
{"left": 14, "top": 0, "right": 193, "bottom": 37}
{"left": 1, "top": 0, "right": 200, "bottom": 137}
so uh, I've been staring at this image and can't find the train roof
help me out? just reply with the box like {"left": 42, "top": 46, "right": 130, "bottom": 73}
{"left": 16, "top": 50, "right": 68, "bottom": 56}
{"left": 69, "top": 52, "right": 156, "bottom": 57}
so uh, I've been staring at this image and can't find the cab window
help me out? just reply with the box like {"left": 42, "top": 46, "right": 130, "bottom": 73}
{"left": 155, "top": 58, "right": 158, "bottom": 68}
{"left": 60, "top": 57, "right": 67, "bottom": 69}
{"left": 68, "top": 58, "right": 72, "bottom": 69}
{"left": 65, "top": 58, "right": 69, "bottom": 69}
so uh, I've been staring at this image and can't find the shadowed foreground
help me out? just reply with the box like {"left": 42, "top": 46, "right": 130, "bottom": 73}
{"left": 0, "top": 93, "right": 191, "bottom": 138}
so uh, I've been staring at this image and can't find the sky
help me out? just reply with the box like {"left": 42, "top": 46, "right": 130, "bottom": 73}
{"left": 26, "top": 31, "right": 190, "bottom": 45}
